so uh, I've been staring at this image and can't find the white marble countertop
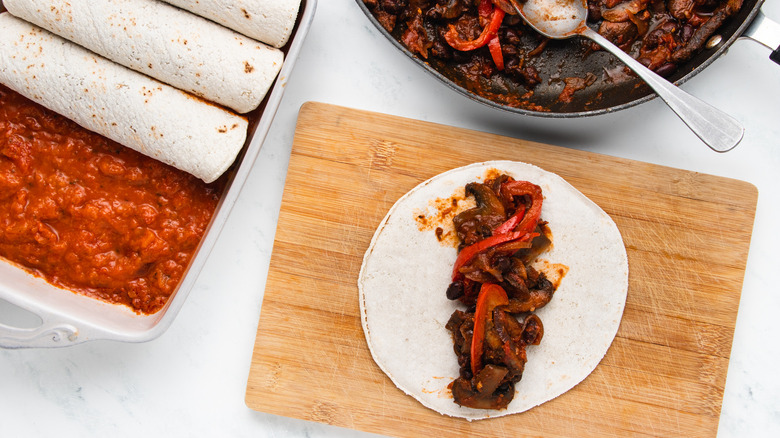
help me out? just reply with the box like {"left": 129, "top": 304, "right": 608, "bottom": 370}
{"left": 1, "top": 1, "right": 779, "bottom": 436}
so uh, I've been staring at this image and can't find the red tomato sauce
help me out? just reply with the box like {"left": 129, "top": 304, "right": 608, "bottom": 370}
{"left": 0, "top": 84, "right": 225, "bottom": 314}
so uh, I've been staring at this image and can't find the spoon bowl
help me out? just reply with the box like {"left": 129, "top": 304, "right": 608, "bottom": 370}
{"left": 517, "top": 0, "right": 585, "bottom": 37}
{"left": 509, "top": 0, "right": 744, "bottom": 152}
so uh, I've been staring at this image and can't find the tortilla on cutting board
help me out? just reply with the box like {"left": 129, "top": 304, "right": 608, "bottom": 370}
{"left": 358, "top": 161, "right": 628, "bottom": 420}
{"left": 4, "top": 0, "right": 284, "bottom": 114}
{"left": 0, "top": 13, "right": 247, "bottom": 183}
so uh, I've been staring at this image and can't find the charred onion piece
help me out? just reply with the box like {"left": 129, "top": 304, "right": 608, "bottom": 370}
{"left": 451, "top": 364, "right": 514, "bottom": 409}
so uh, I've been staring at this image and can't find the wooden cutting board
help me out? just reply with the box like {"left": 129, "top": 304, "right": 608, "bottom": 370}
{"left": 246, "top": 102, "right": 757, "bottom": 437}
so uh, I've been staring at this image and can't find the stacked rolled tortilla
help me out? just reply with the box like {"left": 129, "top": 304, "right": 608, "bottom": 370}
{"left": 0, "top": 0, "right": 299, "bottom": 183}
{"left": 158, "top": 0, "right": 301, "bottom": 48}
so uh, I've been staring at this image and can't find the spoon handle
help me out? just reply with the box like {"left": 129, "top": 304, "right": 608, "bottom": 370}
{"left": 582, "top": 27, "right": 744, "bottom": 152}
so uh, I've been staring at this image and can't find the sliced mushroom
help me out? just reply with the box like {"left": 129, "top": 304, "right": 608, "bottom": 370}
{"left": 453, "top": 182, "right": 506, "bottom": 246}
{"left": 500, "top": 275, "right": 555, "bottom": 313}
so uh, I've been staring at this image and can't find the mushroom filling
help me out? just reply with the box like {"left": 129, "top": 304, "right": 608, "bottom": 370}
{"left": 443, "top": 174, "right": 559, "bottom": 410}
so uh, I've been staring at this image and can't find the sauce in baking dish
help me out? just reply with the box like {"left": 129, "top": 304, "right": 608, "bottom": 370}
{"left": 0, "top": 84, "right": 224, "bottom": 314}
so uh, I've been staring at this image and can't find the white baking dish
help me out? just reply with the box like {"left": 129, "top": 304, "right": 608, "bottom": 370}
{"left": 0, "top": 0, "right": 317, "bottom": 348}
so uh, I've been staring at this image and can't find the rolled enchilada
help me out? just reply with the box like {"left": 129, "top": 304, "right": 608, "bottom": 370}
{"left": 0, "top": 13, "right": 247, "bottom": 183}
{"left": 159, "top": 0, "right": 301, "bottom": 48}
{"left": 3, "top": 0, "right": 284, "bottom": 114}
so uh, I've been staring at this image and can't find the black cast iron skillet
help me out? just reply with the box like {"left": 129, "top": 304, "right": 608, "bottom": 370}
{"left": 356, "top": 0, "right": 776, "bottom": 117}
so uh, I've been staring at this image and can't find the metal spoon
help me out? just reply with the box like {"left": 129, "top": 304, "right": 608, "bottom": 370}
{"left": 508, "top": 0, "right": 744, "bottom": 152}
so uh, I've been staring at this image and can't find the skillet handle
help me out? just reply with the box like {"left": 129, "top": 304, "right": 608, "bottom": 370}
{"left": 583, "top": 28, "right": 744, "bottom": 152}
{"left": 742, "top": 8, "right": 780, "bottom": 65}
{"left": 772, "top": 50, "right": 780, "bottom": 65}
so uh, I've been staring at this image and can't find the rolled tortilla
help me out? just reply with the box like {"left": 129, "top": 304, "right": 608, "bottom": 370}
{"left": 3, "top": 0, "right": 284, "bottom": 114}
{"left": 159, "top": 0, "right": 300, "bottom": 48}
{"left": 0, "top": 13, "right": 247, "bottom": 183}
{"left": 359, "top": 161, "right": 628, "bottom": 420}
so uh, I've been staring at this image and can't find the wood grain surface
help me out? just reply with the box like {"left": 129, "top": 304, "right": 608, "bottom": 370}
{"left": 245, "top": 102, "right": 757, "bottom": 437}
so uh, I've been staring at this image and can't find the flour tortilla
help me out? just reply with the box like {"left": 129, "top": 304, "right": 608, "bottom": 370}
{"left": 159, "top": 0, "right": 301, "bottom": 48}
{"left": 4, "top": 0, "right": 283, "bottom": 114}
{"left": 358, "top": 161, "right": 628, "bottom": 420}
{"left": 0, "top": 13, "right": 247, "bottom": 183}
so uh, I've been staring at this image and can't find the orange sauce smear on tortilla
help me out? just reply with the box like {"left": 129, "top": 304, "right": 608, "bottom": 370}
{"left": 414, "top": 168, "right": 519, "bottom": 247}
{"left": 534, "top": 260, "right": 569, "bottom": 289}
{"left": 414, "top": 187, "right": 474, "bottom": 248}
{"left": 0, "top": 84, "right": 225, "bottom": 314}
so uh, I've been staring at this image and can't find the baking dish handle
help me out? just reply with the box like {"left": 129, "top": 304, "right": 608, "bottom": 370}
{"left": 0, "top": 320, "right": 79, "bottom": 349}
{"left": 742, "top": 8, "right": 780, "bottom": 65}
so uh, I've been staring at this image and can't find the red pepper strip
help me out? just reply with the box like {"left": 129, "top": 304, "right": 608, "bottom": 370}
{"left": 477, "top": 0, "right": 493, "bottom": 18}
{"left": 500, "top": 180, "right": 544, "bottom": 235}
{"left": 444, "top": 3, "right": 505, "bottom": 51}
{"left": 493, "top": 205, "right": 525, "bottom": 235}
{"left": 452, "top": 230, "right": 536, "bottom": 281}
{"left": 471, "top": 283, "right": 509, "bottom": 376}
{"left": 488, "top": 35, "right": 504, "bottom": 70}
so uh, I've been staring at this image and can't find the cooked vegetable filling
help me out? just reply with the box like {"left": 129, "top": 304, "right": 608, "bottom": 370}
{"left": 445, "top": 175, "right": 557, "bottom": 409}
{"left": 363, "top": 0, "right": 744, "bottom": 107}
